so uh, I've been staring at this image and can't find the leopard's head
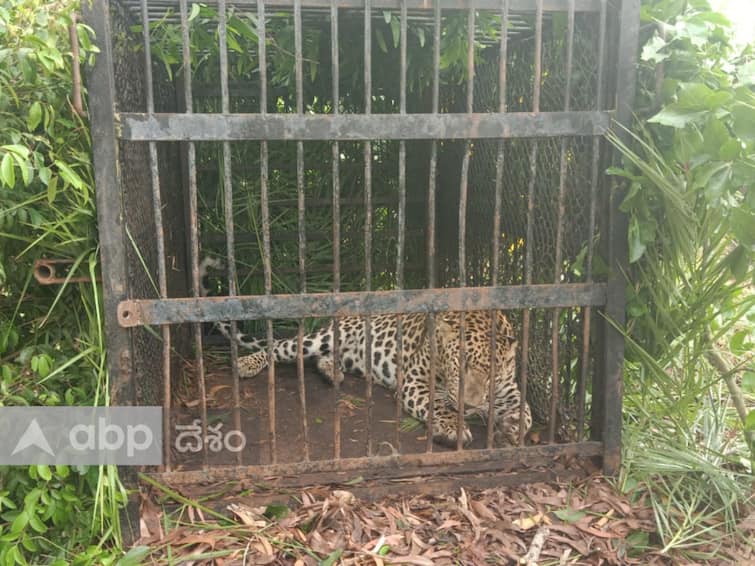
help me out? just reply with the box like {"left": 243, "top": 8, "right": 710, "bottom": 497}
{"left": 435, "top": 315, "right": 518, "bottom": 416}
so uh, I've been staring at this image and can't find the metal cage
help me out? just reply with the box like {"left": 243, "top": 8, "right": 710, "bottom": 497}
{"left": 82, "top": 0, "right": 639, "bottom": 532}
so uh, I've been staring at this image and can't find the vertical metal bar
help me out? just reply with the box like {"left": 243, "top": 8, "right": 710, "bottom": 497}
{"left": 549, "top": 0, "right": 575, "bottom": 444}
{"left": 257, "top": 0, "right": 277, "bottom": 464}
{"left": 487, "top": 0, "right": 509, "bottom": 449}
{"left": 519, "top": 0, "right": 543, "bottom": 446}
{"left": 179, "top": 0, "right": 208, "bottom": 468}
{"left": 600, "top": 0, "right": 639, "bottom": 475}
{"left": 330, "top": 0, "right": 340, "bottom": 461}
{"left": 425, "top": 1, "right": 441, "bottom": 453}
{"left": 457, "top": 8, "right": 475, "bottom": 288}
{"left": 578, "top": 0, "right": 607, "bottom": 440}
{"left": 217, "top": 0, "right": 242, "bottom": 466}
{"left": 456, "top": 8, "right": 475, "bottom": 450}
{"left": 293, "top": 0, "right": 312, "bottom": 461}
{"left": 393, "top": 0, "right": 408, "bottom": 452}
{"left": 81, "top": 0, "right": 139, "bottom": 541}
{"left": 363, "top": 0, "right": 373, "bottom": 456}
{"left": 141, "top": 0, "right": 173, "bottom": 470}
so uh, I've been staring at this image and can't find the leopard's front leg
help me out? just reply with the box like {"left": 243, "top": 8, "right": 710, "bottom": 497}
{"left": 492, "top": 381, "right": 532, "bottom": 446}
{"left": 400, "top": 354, "right": 472, "bottom": 447}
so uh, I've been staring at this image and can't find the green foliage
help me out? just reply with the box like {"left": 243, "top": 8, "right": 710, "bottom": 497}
{"left": 611, "top": 0, "right": 754, "bottom": 558}
{"left": 0, "top": 0, "right": 125, "bottom": 563}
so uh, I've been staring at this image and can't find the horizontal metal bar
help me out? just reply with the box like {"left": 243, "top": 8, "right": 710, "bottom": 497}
{"left": 117, "top": 283, "right": 607, "bottom": 326}
{"left": 146, "top": 441, "right": 602, "bottom": 485}
{"left": 118, "top": 111, "right": 611, "bottom": 142}
{"left": 122, "top": 0, "right": 602, "bottom": 14}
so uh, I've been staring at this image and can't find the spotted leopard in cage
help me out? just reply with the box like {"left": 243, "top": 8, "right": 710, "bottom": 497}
{"left": 200, "top": 258, "right": 532, "bottom": 447}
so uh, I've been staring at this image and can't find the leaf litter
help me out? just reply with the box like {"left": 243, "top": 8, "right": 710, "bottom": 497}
{"left": 135, "top": 474, "right": 753, "bottom": 565}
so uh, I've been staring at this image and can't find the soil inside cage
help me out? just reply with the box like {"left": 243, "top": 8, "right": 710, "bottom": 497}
{"left": 170, "top": 354, "right": 497, "bottom": 470}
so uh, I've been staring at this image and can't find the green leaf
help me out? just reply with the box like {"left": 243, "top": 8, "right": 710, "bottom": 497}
{"left": 0, "top": 153, "right": 15, "bottom": 188}
{"left": 188, "top": 3, "right": 200, "bottom": 21}
{"left": 746, "top": 409, "right": 755, "bottom": 432}
{"left": 27, "top": 102, "right": 42, "bottom": 131}
{"left": 11, "top": 511, "right": 28, "bottom": 534}
{"left": 416, "top": 27, "right": 425, "bottom": 48}
{"left": 702, "top": 118, "right": 730, "bottom": 157}
{"left": 554, "top": 507, "right": 587, "bottom": 523}
{"left": 742, "top": 372, "right": 755, "bottom": 394}
{"left": 36, "top": 465, "right": 52, "bottom": 481}
{"left": 628, "top": 217, "right": 646, "bottom": 263}
{"left": 391, "top": 17, "right": 400, "bottom": 48}
{"left": 383, "top": 10, "right": 392, "bottom": 24}
{"left": 375, "top": 29, "right": 388, "bottom": 53}
{"left": 737, "top": 59, "right": 755, "bottom": 86}
{"left": 647, "top": 105, "right": 705, "bottom": 128}
{"left": 55, "top": 160, "right": 83, "bottom": 189}
{"left": 730, "top": 208, "right": 755, "bottom": 247}
{"left": 718, "top": 139, "right": 741, "bottom": 161}
{"left": 731, "top": 104, "right": 755, "bottom": 141}
{"left": 116, "top": 546, "right": 151, "bottom": 566}
{"left": 641, "top": 35, "right": 668, "bottom": 63}
{"left": 47, "top": 175, "right": 58, "bottom": 204}
{"left": 321, "top": 549, "right": 343, "bottom": 566}
{"left": 27, "top": 514, "right": 46, "bottom": 534}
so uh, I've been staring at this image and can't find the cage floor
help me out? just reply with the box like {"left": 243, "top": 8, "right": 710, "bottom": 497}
{"left": 171, "top": 359, "right": 495, "bottom": 469}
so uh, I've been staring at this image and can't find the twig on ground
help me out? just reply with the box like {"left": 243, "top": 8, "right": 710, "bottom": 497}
{"left": 521, "top": 526, "right": 550, "bottom": 566}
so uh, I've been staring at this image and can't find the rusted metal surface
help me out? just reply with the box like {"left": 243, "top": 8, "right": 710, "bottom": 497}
{"left": 149, "top": 441, "right": 602, "bottom": 485}
{"left": 578, "top": 0, "right": 608, "bottom": 442}
{"left": 600, "top": 0, "right": 640, "bottom": 475}
{"left": 118, "top": 284, "right": 608, "bottom": 327}
{"left": 118, "top": 111, "right": 612, "bottom": 141}
{"left": 519, "top": 0, "right": 544, "bottom": 447}
{"left": 178, "top": 0, "right": 209, "bottom": 468}
{"left": 81, "top": 0, "right": 133, "bottom": 411}
{"left": 33, "top": 259, "right": 99, "bottom": 285}
{"left": 139, "top": 0, "right": 174, "bottom": 469}
{"left": 487, "top": 0, "right": 510, "bottom": 450}
{"left": 85, "top": 0, "right": 635, "bottom": 514}
{"left": 548, "top": 0, "right": 575, "bottom": 444}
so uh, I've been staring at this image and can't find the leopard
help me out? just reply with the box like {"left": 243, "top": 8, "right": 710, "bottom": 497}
{"left": 200, "top": 258, "right": 532, "bottom": 447}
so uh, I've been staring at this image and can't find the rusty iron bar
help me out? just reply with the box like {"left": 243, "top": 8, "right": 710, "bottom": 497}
{"left": 363, "top": 0, "right": 374, "bottom": 457}
{"left": 393, "top": 0, "right": 408, "bottom": 453}
{"left": 578, "top": 0, "right": 608, "bottom": 441}
{"left": 118, "top": 111, "right": 612, "bottom": 142}
{"left": 329, "top": 0, "right": 341, "bottom": 461}
{"left": 216, "top": 0, "right": 243, "bottom": 467}
{"left": 455, "top": 7, "right": 476, "bottom": 451}
{"left": 33, "top": 259, "right": 100, "bottom": 284}
{"left": 549, "top": 0, "right": 575, "bottom": 444}
{"left": 118, "top": 284, "right": 608, "bottom": 326}
{"left": 178, "top": 0, "right": 209, "bottom": 468}
{"left": 487, "top": 0, "right": 509, "bottom": 449}
{"left": 140, "top": 0, "right": 174, "bottom": 471}
{"left": 424, "top": 1, "right": 441, "bottom": 454}
{"left": 519, "top": 0, "right": 543, "bottom": 447}
{"left": 601, "top": 0, "right": 640, "bottom": 475}
{"left": 148, "top": 440, "right": 603, "bottom": 485}
{"left": 256, "top": 0, "right": 277, "bottom": 465}
{"left": 291, "top": 0, "right": 312, "bottom": 462}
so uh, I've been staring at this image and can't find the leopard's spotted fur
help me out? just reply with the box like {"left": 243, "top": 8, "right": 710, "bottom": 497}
{"left": 201, "top": 259, "right": 532, "bottom": 447}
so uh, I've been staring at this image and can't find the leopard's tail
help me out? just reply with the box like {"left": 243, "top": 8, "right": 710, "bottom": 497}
{"left": 199, "top": 257, "right": 329, "bottom": 362}
{"left": 199, "top": 257, "right": 265, "bottom": 351}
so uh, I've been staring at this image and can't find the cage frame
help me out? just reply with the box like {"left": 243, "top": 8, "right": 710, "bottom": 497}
{"left": 82, "top": 0, "right": 640, "bottom": 535}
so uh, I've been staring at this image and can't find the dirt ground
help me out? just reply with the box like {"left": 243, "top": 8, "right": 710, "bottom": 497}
{"left": 171, "top": 358, "right": 503, "bottom": 469}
